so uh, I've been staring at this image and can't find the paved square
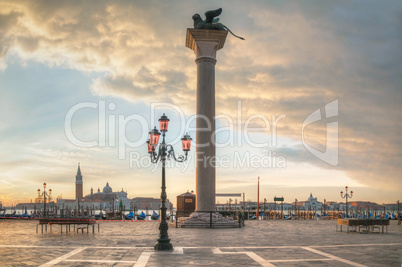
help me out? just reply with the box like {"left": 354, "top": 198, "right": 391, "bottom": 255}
{"left": 0, "top": 220, "right": 401, "bottom": 266}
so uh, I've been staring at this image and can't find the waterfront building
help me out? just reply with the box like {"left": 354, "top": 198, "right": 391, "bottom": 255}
{"left": 57, "top": 164, "right": 129, "bottom": 211}
{"left": 303, "top": 193, "right": 323, "bottom": 211}
{"left": 55, "top": 164, "right": 171, "bottom": 212}
{"left": 324, "top": 201, "right": 339, "bottom": 211}
{"left": 55, "top": 199, "right": 79, "bottom": 210}
{"left": 83, "top": 182, "right": 130, "bottom": 211}
{"left": 15, "top": 201, "right": 56, "bottom": 212}
{"left": 131, "top": 197, "right": 172, "bottom": 211}
{"left": 350, "top": 201, "right": 381, "bottom": 210}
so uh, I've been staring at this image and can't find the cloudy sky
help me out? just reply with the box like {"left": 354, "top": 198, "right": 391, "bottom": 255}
{"left": 0, "top": 0, "right": 401, "bottom": 206}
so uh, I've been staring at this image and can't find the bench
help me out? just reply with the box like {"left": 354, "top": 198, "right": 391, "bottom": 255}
{"left": 36, "top": 218, "right": 100, "bottom": 234}
{"left": 76, "top": 226, "right": 87, "bottom": 233}
{"left": 336, "top": 219, "right": 389, "bottom": 234}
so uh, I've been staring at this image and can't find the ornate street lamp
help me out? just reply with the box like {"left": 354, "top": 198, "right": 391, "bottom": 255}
{"left": 37, "top": 183, "right": 52, "bottom": 218}
{"left": 148, "top": 113, "right": 192, "bottom": 251}
{"left": 340, "top": 186, "right": 353, "bottom": 218}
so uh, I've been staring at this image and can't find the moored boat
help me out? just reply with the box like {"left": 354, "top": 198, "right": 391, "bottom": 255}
{"left": 137, "top": 212, "right": 146, "bottom": 220}
{"left": 95, "top": 212, "right": 106, "bottom": 220}
{"left": 151, "top": 211, "right": 159, "bottom": 220}
{"left": 125, "top": 212, "right": 135, "bottom": 220}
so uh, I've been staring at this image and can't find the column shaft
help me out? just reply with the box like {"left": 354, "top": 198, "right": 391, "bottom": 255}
{"left": 196, "top": 57, "right": 216, "bottom": 212}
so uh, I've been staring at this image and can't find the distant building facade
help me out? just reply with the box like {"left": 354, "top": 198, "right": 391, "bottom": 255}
{"left": 303, "top": 193, "right": 323, "bottom": 211}
{"left": 350, "top": 201, "right": 381, "bottom": 210}
{"left": 131, "top": 197, "right": 172, "bottom": 211}
{"left": 83, "top": 182, "right": 130, "bottom": 210}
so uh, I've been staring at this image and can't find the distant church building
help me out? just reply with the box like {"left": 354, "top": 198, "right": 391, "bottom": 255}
{"left": 84, "top": 182, "right": 128, "bottom": 202}
{"left": 303, "top": 193, "right": 322, "bottom": 211}
{"left": 84, "top": 182, "right": 130, "bottom": 210}
{"left": 75, "top": 163, "right": 83, "bottom": 200}
{"left": 55, "top": 163, "right": 170, "bottom": 211}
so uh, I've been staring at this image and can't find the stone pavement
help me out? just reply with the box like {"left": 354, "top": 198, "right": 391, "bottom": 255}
{"left": 0, "top": 219, "right": 401, "bottom": 266}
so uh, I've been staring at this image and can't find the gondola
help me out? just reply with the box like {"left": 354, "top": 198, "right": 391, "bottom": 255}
{"left": 125, "top": 212, "right": 135, "bottom": 220}
{"left": 4, "top": 211, "right": 16, "bottom": 218}
{"left": 95, "top": 212, "right": 106, "bottom": 220}
{"left": 137, "top": 212, "right": 146, "bottom": 220}
{"left": 17, "top": 212, "right": 30, "bottom": 218}
{"left": 151, "top": 211, "right": 159, "bottom": 220}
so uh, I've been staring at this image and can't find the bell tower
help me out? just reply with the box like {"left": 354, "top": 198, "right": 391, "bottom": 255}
{"left": 75, "top": 163, "right": 83, "bottom": 200}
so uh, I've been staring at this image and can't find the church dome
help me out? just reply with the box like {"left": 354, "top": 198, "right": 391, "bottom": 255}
{"left": 308, "top": 193, "right": 317, "bottom": 203}
{"left": 103, "top": 182, "right": 112, "bottom": 193}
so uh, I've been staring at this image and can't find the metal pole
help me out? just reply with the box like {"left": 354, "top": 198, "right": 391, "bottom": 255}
{"left": 256, "top": 177, "right": 259, "bottom": 220}
{"left": 155, "top": 133, "right": 172, "bottom": 251}
{"left": 44, "top": 190, "right": 46, "bottom": 218}
{"left": 243, "top": 193, "right": 245, "bottom": 213}
{"left": 263, "top": 198, "right": 266, "bottom": 220}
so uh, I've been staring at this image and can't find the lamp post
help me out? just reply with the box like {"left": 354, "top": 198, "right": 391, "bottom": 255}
{"left": 147, "top": 113, "right": 192, "bottom": 251}
{"left": 119, "top": 199, "right": 123, "bottom": 219}
{"left": 37, "top": 183, "right": 52, "bottom": 218}
{"left": 112, "top": 197, "right": 120, "bottom": 218}
{"left": 115, "top": 198, "right": 119, "bottom": 217}
{"left": 340, "top": 186, "right": 353, "bottom": 218}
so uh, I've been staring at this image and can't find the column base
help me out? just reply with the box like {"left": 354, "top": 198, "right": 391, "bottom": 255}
{"left": 178, "top": 212, "right": 240, "bottom": 228}
{"left": 154, "top": 239, "right": 173, "bottom": 251}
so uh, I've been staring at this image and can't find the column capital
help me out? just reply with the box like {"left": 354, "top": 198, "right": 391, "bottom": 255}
{"left": 186, "top": 29, "right": 228, "bottom": 60}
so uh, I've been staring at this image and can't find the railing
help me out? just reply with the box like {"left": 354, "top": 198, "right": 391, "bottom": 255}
{"left": 174, "top": 210, "right": 243, "bottom": 228}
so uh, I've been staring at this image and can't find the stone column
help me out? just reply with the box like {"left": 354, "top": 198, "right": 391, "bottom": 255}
{"left": 186, "top": 29, "right": 228, "bottom": 212}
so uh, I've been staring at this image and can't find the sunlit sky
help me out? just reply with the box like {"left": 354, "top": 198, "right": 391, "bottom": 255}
{"left": 1, "top": 1, "right": 401, "bottom": 206}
